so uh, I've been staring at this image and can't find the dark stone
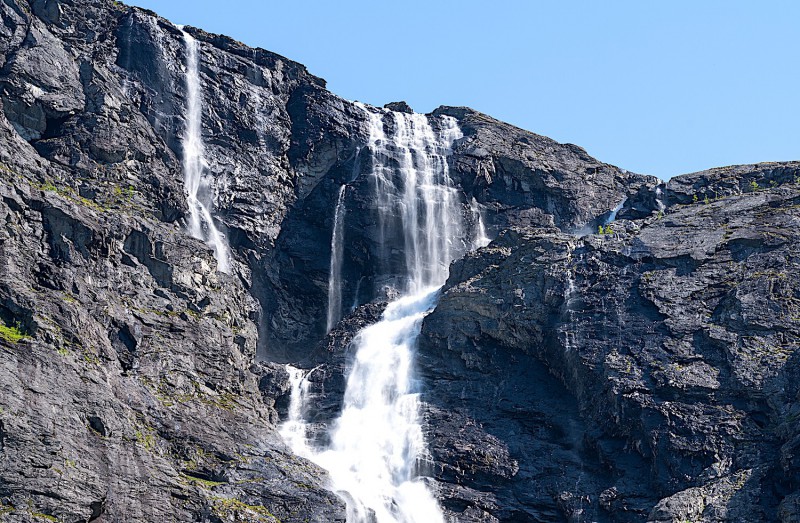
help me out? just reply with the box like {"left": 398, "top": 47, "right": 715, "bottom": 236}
{"left": 384, "top": 100, "right": 413, "bottom": 113}
{"left": 87, "top": 416, "right": 107, "bottom": 436}
{"left": 417, "top": 180, "right": 800, "bottom": 521}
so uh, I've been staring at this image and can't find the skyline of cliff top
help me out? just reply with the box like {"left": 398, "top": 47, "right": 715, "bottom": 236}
{"left": 127, "top": 0, "right": 800, "bottom": 181}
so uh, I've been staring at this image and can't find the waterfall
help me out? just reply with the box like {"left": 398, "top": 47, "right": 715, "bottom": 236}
{"left": 279, "top": 365, "right": 316, "bottom": 458}
{"left": 655, "top": 186, "right": 666, "bottom": 213}
{"left": 282, "top": 106, "right": 465, "bottom": 523}
{"left": 181, "top": 30, "right": 231, "bottom": 273}
{"left": 327, "top": 185, "right": 347, "bottom": 332}
{"left": 362, "top": 107, "right": 464, "bottom": 292}
{"left": 564, "top": 268, "right": 578, "bottom": 352}
{"left": 470, "top": 197, "right": 491, "bottom": 249}
{"left": 604, "top": 197, "right": 627, "bottom": 225}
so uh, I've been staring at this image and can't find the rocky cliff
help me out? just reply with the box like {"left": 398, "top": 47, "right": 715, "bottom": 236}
{"left": 0, "top": 0, "right": 797, "bottom": 522}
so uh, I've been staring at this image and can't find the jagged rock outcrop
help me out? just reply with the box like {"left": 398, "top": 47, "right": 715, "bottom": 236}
{"left": 0, "top": 0, "right": 798, "bottom": 521}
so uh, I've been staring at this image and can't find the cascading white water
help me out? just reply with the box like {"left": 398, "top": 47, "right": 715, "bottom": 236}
{"left": 317, "top": 288, "right": 444, "bottom": 523}
{"left": 280, "top": 365, "right": 319, "bottom": 458}
{"left": 363, "top": 107, "right": 465, "bottom": 292}
{"left": 181, "top": 30, "right": 231, "bottom": 273}
{"left": 564, "top": 267, "right": 578, "bottom": 353}
{"left": 327, "top": 185, "right": 347, "bottom": 332}
{"left": 655, "top": 186, "right": 666, "bottom": 213}
{"left": 282, "top": 106, "right": 471, "bottom": 523}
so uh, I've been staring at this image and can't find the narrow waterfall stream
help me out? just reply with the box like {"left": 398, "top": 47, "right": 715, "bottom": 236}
{"left": 181, "top": 30, "right": 231, "bottom": 273}
{"left": 470, "top": 198, "right": 491, "bottom": 249}
{"left": 281, "top": 106, "right": 472, "bottom": 522}
{"left": 604, "top": 197, "right": 627, "bottom": 225}
{"left": 327, "top": 185, "right": 347, "bottom": 332}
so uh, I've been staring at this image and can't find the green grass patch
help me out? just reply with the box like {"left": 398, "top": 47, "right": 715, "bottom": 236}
{"left": 181, "top": 473, "right": 227, "bottom": 488}
{"left": 31, "top": 513, "right": 58, "bottom": 522}
{"left": 0, "top": 321, "right": 27, "bottom": 344}
{"left": 133, "top": 428, "right": 156, "bottom": 451}
{"left": 212, "top": 497, "right": 280, "bottom": 522}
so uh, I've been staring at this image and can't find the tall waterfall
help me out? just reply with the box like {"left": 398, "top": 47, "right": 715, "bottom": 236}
{"left": 181, "top": 30, "right": 231, "bottom": 273}
{"left": 282, "top": 106, "right": 468, "bottom": 522}
{"left": 364, "top": 108, "right": 464, "bottom": 292}
{"left": 327, "top": 185, "right": 347, "bottom": 332}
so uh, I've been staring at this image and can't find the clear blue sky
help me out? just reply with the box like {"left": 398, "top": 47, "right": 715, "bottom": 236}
{"left": 127, "top": 0, "right": 799, "bottom": 180}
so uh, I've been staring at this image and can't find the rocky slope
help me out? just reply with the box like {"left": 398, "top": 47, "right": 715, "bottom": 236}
{"left": 421, "top": 163, "right": 800, "bottom": 522}
{"left": 0, "top": 0, "right": 797, "bottom": 521}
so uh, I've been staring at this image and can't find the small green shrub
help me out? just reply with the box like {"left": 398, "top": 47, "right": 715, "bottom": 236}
{"left": 113, "top": 185, "right": 136, "bottom": 201}
{"left": 0, "top": 321, "right": 27, "bottom": 344}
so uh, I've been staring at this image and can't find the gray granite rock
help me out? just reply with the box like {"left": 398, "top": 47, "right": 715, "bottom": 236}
{"left": 419, "top": 178, "right": 800, "bottom": 521}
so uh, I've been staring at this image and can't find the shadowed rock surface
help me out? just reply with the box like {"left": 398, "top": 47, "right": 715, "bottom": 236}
{"left": 420, "top": 166, "right": 800, "bottom": 522}
{"left": 0, "top": 0, "right": 798, "bottom": 521}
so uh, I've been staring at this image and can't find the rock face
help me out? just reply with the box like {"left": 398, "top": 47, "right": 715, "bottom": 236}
{"left": 420, "top": 164, "right": 800, "bottom": 522}
{"left": 0, "top": 0, "right": 797, "bottom": 522}
{"left": 0, "top": 1, "right": 344, "bottom": 521}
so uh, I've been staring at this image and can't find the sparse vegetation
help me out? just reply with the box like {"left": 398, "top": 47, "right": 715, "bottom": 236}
{"left": 82, "top": 351, "right": 101, "bottom": 366}
{"left": 113, "top": 185, "right": 136, "bottom": 202}
{"left": 211, "top": 497, "right": 281, "bottom": 523}
{"left": 30, "top": 513, "right": 58, "bottom": 522}
{"left": 133, "top": 427, "right": 157, "bottom": 451}
{"left": 36, "top": 179, "right": 106, "bottom": 212}
{"left": 0, "top": 321, "right": 27, "bottom": 344}
{"left": 181, "top": 473, "right": 226, "bottom": 488}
